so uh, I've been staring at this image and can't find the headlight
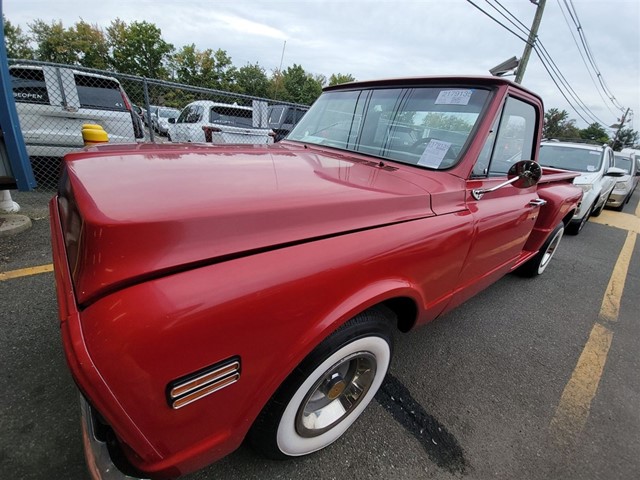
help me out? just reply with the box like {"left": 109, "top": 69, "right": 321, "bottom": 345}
{"left": 615, "top": 181, "right": 627, "bottom": 189}
{"left": 576, "top": 184, "right": 592, "bottom": 193}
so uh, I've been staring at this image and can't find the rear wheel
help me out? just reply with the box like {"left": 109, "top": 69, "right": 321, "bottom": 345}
{"left": 517, "top": 222, "right": 564, "bottom": 277}
{"left": 248, "top": 307, "right": 393, "bottom": 459}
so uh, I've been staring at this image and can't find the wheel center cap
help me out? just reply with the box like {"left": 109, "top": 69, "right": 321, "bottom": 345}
{"left": 326, "top": 378, "right": 347, "bottom": 400}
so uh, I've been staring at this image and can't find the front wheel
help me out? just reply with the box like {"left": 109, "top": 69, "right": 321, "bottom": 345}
{"left": 517, "top": 222, "right": 564, "bottom": 277}
{"left": 566, "top": 203, "right": 593, "bottom": 235}
{"left": 590, "top": 194, "right": 607, "bottom": 217}
{"left": 248, "top": 307, "right": 394, "bottom": 459}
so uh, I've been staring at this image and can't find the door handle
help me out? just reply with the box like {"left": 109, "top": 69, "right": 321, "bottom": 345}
{"left": 528, "top": 198, "right": 547, "bottom": 207}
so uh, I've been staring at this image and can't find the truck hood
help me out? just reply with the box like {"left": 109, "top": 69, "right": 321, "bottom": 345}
{"left": 60, "top": 143, "right": 434, "bottom": 304}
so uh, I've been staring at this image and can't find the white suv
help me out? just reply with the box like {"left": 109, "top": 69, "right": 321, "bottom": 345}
{"left": 10, "top": 65, "right": 143, "bottom": 158}
{"left": 168, "top": 100, "right": 274, "bottom": 144}
{"left": 538, "top": 141, "right": 625, "bottom": 234}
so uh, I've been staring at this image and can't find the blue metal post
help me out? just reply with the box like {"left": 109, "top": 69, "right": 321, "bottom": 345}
{"left": 0, "top": 2, "right": 36, "bottom": 191}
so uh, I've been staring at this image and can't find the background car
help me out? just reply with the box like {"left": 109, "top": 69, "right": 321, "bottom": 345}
{"left": 538, "top": 140, "right": 625, "bottom": 234}
{"left": 606, "top": 151, "right": 639, "bottom": 210}
{"left": 169, "top": 100, "right": 274, "bottom": 144}
{"left": 267, "top": 104, "right": 308, "bottom": 141}
{"left": 10, "top": 64, "right": 143, "bottom": 158}
{"left": 142, "top": 104, "right": 159, "bottom": 127}
{"left": 152, "top": 107, "right": 181, "bottom": 136}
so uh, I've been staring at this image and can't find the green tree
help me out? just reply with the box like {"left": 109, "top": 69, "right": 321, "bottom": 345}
{"left": 579, "top": 123, "right": 609, "bottom": 144}
{"left": 543, "top": 108, "right": 580, "bottom": 139}
{"left": 106, "top": 19, "right": 173, "bottom": 78}
{"left": 235, "top": 63, "right": 269, "bottom": 97}
{"left": 68, "top": 20, "right": 109, "bottom": 69}
{"left": 328, "top": 73, "right": 355, "bottom": 86}
{"left": 3, "top": 16, "right": 33, "bottom": 59}
{"left": 29, "top": 19, "right": 77, "bottom": 64}
{"left": 171, "top": 44, "right": 235, "bottom": 90}
{"left": 611, "top": 127, "right": 639, "bottom": 151}
{"left": 280, "top": 64, "right": 323, "bottom": 105}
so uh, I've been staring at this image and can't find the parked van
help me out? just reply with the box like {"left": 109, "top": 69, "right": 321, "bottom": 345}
{"left": 168, "top": 100, "right": 274, "bottom": 144}
{"left": 10, "top": 64, "right": 143, "bottom": 158}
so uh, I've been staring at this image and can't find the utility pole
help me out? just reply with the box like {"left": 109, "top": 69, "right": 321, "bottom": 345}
{"left": 611, "top": 107, "right": 630, "bottom": 149}
{"left": 515, "top": 0, "right": 547, "bottom": 84}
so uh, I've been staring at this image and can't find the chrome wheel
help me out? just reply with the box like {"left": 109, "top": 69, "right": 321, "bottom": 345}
{"left": 538, "top": 227, "right": 564, "bottom": 274}
{"left": 248, "top": 308, "right": 394, "bottom": 460}
{"left": 276, "top": 336, "right": 390, "bottom": 456}
{"left": 296, "top": 352, "right": 376, "bottom": 437}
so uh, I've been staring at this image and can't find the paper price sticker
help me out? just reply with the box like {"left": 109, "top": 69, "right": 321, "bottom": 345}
{"left": 417, "top": 139, "right": 452, "bottom": 168}
{"left": 435, "top": 89, "right": 472, "bottom": 106}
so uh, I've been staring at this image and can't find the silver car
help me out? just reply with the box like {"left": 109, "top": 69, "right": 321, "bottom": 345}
{"left": 152, "top": 107, "right": 180, "bottom": 136}
{"left": 606, "top": 151, "right": 639, "bottom": 211}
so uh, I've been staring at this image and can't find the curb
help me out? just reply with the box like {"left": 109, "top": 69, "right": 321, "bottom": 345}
{"left": 0, "top": 214, "right": 33, "bottom": 237}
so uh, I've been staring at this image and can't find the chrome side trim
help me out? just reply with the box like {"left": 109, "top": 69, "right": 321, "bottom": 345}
{"left": 168, "top": 358, "right": 241, "bottom": 410}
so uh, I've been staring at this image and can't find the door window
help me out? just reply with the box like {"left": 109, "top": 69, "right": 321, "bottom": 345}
{"left": 474, "top": 97, "right": 537, "bottom": 177}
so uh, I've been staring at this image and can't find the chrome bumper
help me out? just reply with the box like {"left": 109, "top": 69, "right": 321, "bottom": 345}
{"left": 80, "top": 396, "right": 148, "bottom": 480}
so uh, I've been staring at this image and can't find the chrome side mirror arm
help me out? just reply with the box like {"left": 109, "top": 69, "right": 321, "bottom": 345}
{"left": 472, "top": 177, "right": 520, "bottom": 200}
{"left": 471, "top": 160, "right": 542, "bottom": 201}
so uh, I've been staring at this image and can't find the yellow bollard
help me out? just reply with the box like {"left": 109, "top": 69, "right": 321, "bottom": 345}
{"left": 82, "top": 124, "right": 109, "bottom": 146}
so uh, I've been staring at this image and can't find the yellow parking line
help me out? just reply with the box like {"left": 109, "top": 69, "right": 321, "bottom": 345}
{"left": 549, "top": 201, "right": 638, "bottom": 447}
{"left": 590, "top": 210, "right": 640, "bottom": 234}
{"left": 0, "top": 264, "right": 54, "bottom": 281}
{"left": 600, "top": 231, "right": 637, "bottom": 322}
{"left": 549, "top": 323, "right": 613, "bottom": 447}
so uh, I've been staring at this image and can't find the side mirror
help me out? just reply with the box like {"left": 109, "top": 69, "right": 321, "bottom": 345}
{"left": 606, "top": 167, "right": 626, "bottom": 177}
{"left": 168, "top": 118, "right": 176, "bottom": 124}
{"left": 472, "top": 160, "right": 542, "bottom": 200}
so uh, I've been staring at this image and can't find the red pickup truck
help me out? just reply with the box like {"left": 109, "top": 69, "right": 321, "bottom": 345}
{"left": 50, "top": 76, "right": 582, "bottom": 479}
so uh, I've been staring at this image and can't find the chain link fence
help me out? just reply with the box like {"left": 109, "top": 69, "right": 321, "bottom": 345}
{"left": 8, "top": 59, "right": 309, "bottom": 190}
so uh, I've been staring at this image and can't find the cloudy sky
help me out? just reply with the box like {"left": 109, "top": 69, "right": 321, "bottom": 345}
{"left": 4, "top": 0, "right": 639, "bottom": 131}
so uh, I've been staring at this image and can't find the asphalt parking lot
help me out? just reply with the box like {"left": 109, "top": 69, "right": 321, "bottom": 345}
{"left": 1, "top": 189, "right": 639, "bottom": 480}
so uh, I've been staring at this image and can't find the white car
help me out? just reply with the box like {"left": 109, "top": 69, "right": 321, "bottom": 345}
{"left": 152, "top": 107, "right": 180, "bottom": 136}
{"left": 538, "top": 141, "right": 625, "bottom": 234}
{"left": 606, "top": 151, "right": 639, "bottom": 211}
{"left": 10, "top": 64, "right": 143, "bottom": 158}
{"left": 168, "top": 100, "right": 274, "bottom": 144}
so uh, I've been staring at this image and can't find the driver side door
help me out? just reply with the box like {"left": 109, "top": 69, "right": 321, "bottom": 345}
{"left": 449, "top": 95, "right": 542, "bottom": 309}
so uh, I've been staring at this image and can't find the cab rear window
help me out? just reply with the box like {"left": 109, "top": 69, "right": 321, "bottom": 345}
{"left": 10, "top": 68, "right": 49, "bottom": 104}
{"left": 209, "top": 106, "right": 253, "bottom": 127}
{"left": 75, "top": 74, "right": 126, "bottom": 111}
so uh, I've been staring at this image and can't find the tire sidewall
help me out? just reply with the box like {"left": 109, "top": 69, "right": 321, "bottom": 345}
{"left": 536, "top": 223, "right": 564, "bottom": 275}
{"left": 276, "top": 335, "right": 391, "bottom": 456}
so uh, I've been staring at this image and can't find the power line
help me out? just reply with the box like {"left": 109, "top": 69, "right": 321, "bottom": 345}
{"left": 555, "top": 0, "right": 618, "bottom": 118}
{"left": 465, "top": 0, "right": 530, "bottom": 44}
{"left": 490, "top": 0, "right": 531, "bottom": 34}
{"left": 534, "top": 41, "right": 608, "bottom": 125}
{"left": 467, "top": 0, "right": 609, "bottom": 126}
{"left": 483, "top": 0, "right": 530, "bottom": 37}
{"left": 561, "top": 0, "right": 625, "bottom": 112}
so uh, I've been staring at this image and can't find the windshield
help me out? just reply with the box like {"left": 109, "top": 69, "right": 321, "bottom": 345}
{"left": 159, "top": 108, "right": 180, "bottom": 118}
{"left": 614, "top": 155, "right": 632, "bottom": 173}
{"left": 287, "top": 86, "right": 491, "bottom": 169}
{"left": 538, "top": 145, "right": 604, "bottom": 173}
